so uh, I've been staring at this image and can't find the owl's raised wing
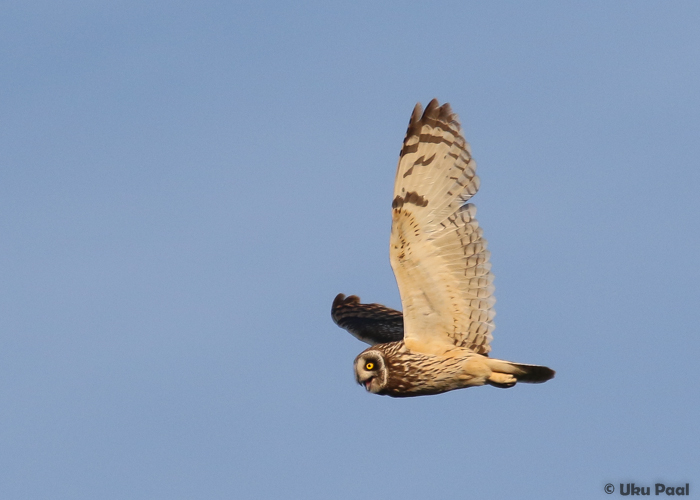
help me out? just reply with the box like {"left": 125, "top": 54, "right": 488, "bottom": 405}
{"left": 390, "top": 100, "right": 494, "bottom": 356}
{"left": 331, "top": 293, "right": 404, "bottom": 345}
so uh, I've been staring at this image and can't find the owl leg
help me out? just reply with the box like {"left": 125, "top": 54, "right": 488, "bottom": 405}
{"left": 486, "top": 372, "right": 517, "bottom": 388}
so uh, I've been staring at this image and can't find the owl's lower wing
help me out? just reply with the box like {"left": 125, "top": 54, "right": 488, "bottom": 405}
{"left": 331, "top": 294, "right": 404, "bottom": 345}
{"left": 390, "top": 100, "right": 495, "bottom": 356}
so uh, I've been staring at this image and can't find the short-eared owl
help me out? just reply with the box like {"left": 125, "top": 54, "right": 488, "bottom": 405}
{"left": 332, "top": 99, "right": 554, "bottom": 397}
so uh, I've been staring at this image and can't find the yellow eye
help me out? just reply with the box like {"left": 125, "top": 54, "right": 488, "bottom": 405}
{"left": 365, "top": 362, "right": 374, "bottom": 370}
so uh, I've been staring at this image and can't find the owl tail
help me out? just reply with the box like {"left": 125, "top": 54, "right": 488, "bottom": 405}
{"left": 485, "top": 359, "right": 555, "bottom": 388}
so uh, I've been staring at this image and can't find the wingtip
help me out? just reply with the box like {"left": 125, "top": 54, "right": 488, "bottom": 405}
{"left": 332, "top": 293, "right": 346, "bottom": 307}
{"left": 332, "top": 293, "right": 360, "bottom": 307}
{"left": 407, "top": 99, "right": 458, "bottom": 134}
{"left": 406, "top": 103, "right": 424, "bottom": 138}
{"left": 331, "top": 293, "right": 362, "bottom": 322}
{"left": 411, "top": 102, "right": 423, "bottom": 121}
{"left": 424, "top": 98, "right": 440, "bottom": 114}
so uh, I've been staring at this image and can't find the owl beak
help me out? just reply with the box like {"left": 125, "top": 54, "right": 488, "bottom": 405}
{"left": 363, "top": 377, "right": 375, "bottom": 391}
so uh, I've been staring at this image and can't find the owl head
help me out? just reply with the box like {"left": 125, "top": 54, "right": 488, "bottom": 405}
{"left": 354, "top": 350, "right": 388, "bottom": 393}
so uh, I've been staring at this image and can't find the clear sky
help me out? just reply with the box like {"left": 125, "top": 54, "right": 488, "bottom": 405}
{"left": 1, "top": 2, "right": 699, "bottom": 499}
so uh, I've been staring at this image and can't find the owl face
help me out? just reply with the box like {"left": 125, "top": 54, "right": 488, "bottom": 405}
{"left": 354, "top": 350, "right": 387, "bottom": 393}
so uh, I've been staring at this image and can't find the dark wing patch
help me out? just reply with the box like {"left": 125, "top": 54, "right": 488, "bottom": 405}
{"left": 392, "top": 191, "right": 429, "bottom": 209}
{"left": 331, "top": 294, "right": 404, "bottom": 345}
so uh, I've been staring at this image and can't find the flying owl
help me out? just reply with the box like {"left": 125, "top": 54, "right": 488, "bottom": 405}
{"left": 332, "top": 99, "right": 555, "bottom": 397}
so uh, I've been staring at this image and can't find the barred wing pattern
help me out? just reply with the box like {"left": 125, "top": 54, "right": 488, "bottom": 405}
{"left": 390, "top": 100, "right": 495, "bottom": 355}
{"left": 331, "top": 294, "right": 404, "bottom": 345}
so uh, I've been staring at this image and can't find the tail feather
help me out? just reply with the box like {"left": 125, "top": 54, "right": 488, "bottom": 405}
{"left": 509, "top": 362, "right": 555, "bottom": 383}
{"left": 486, "top": 358, "right": 555, "bottom": 387}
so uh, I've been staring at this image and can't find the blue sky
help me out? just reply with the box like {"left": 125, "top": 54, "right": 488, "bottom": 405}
{"left": 1, "top": 2, "right": 699, "bottom": 499}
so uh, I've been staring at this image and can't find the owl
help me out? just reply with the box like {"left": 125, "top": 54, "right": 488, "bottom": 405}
{"left": 332, "top": 99, "right": 555, "bottom": 397}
